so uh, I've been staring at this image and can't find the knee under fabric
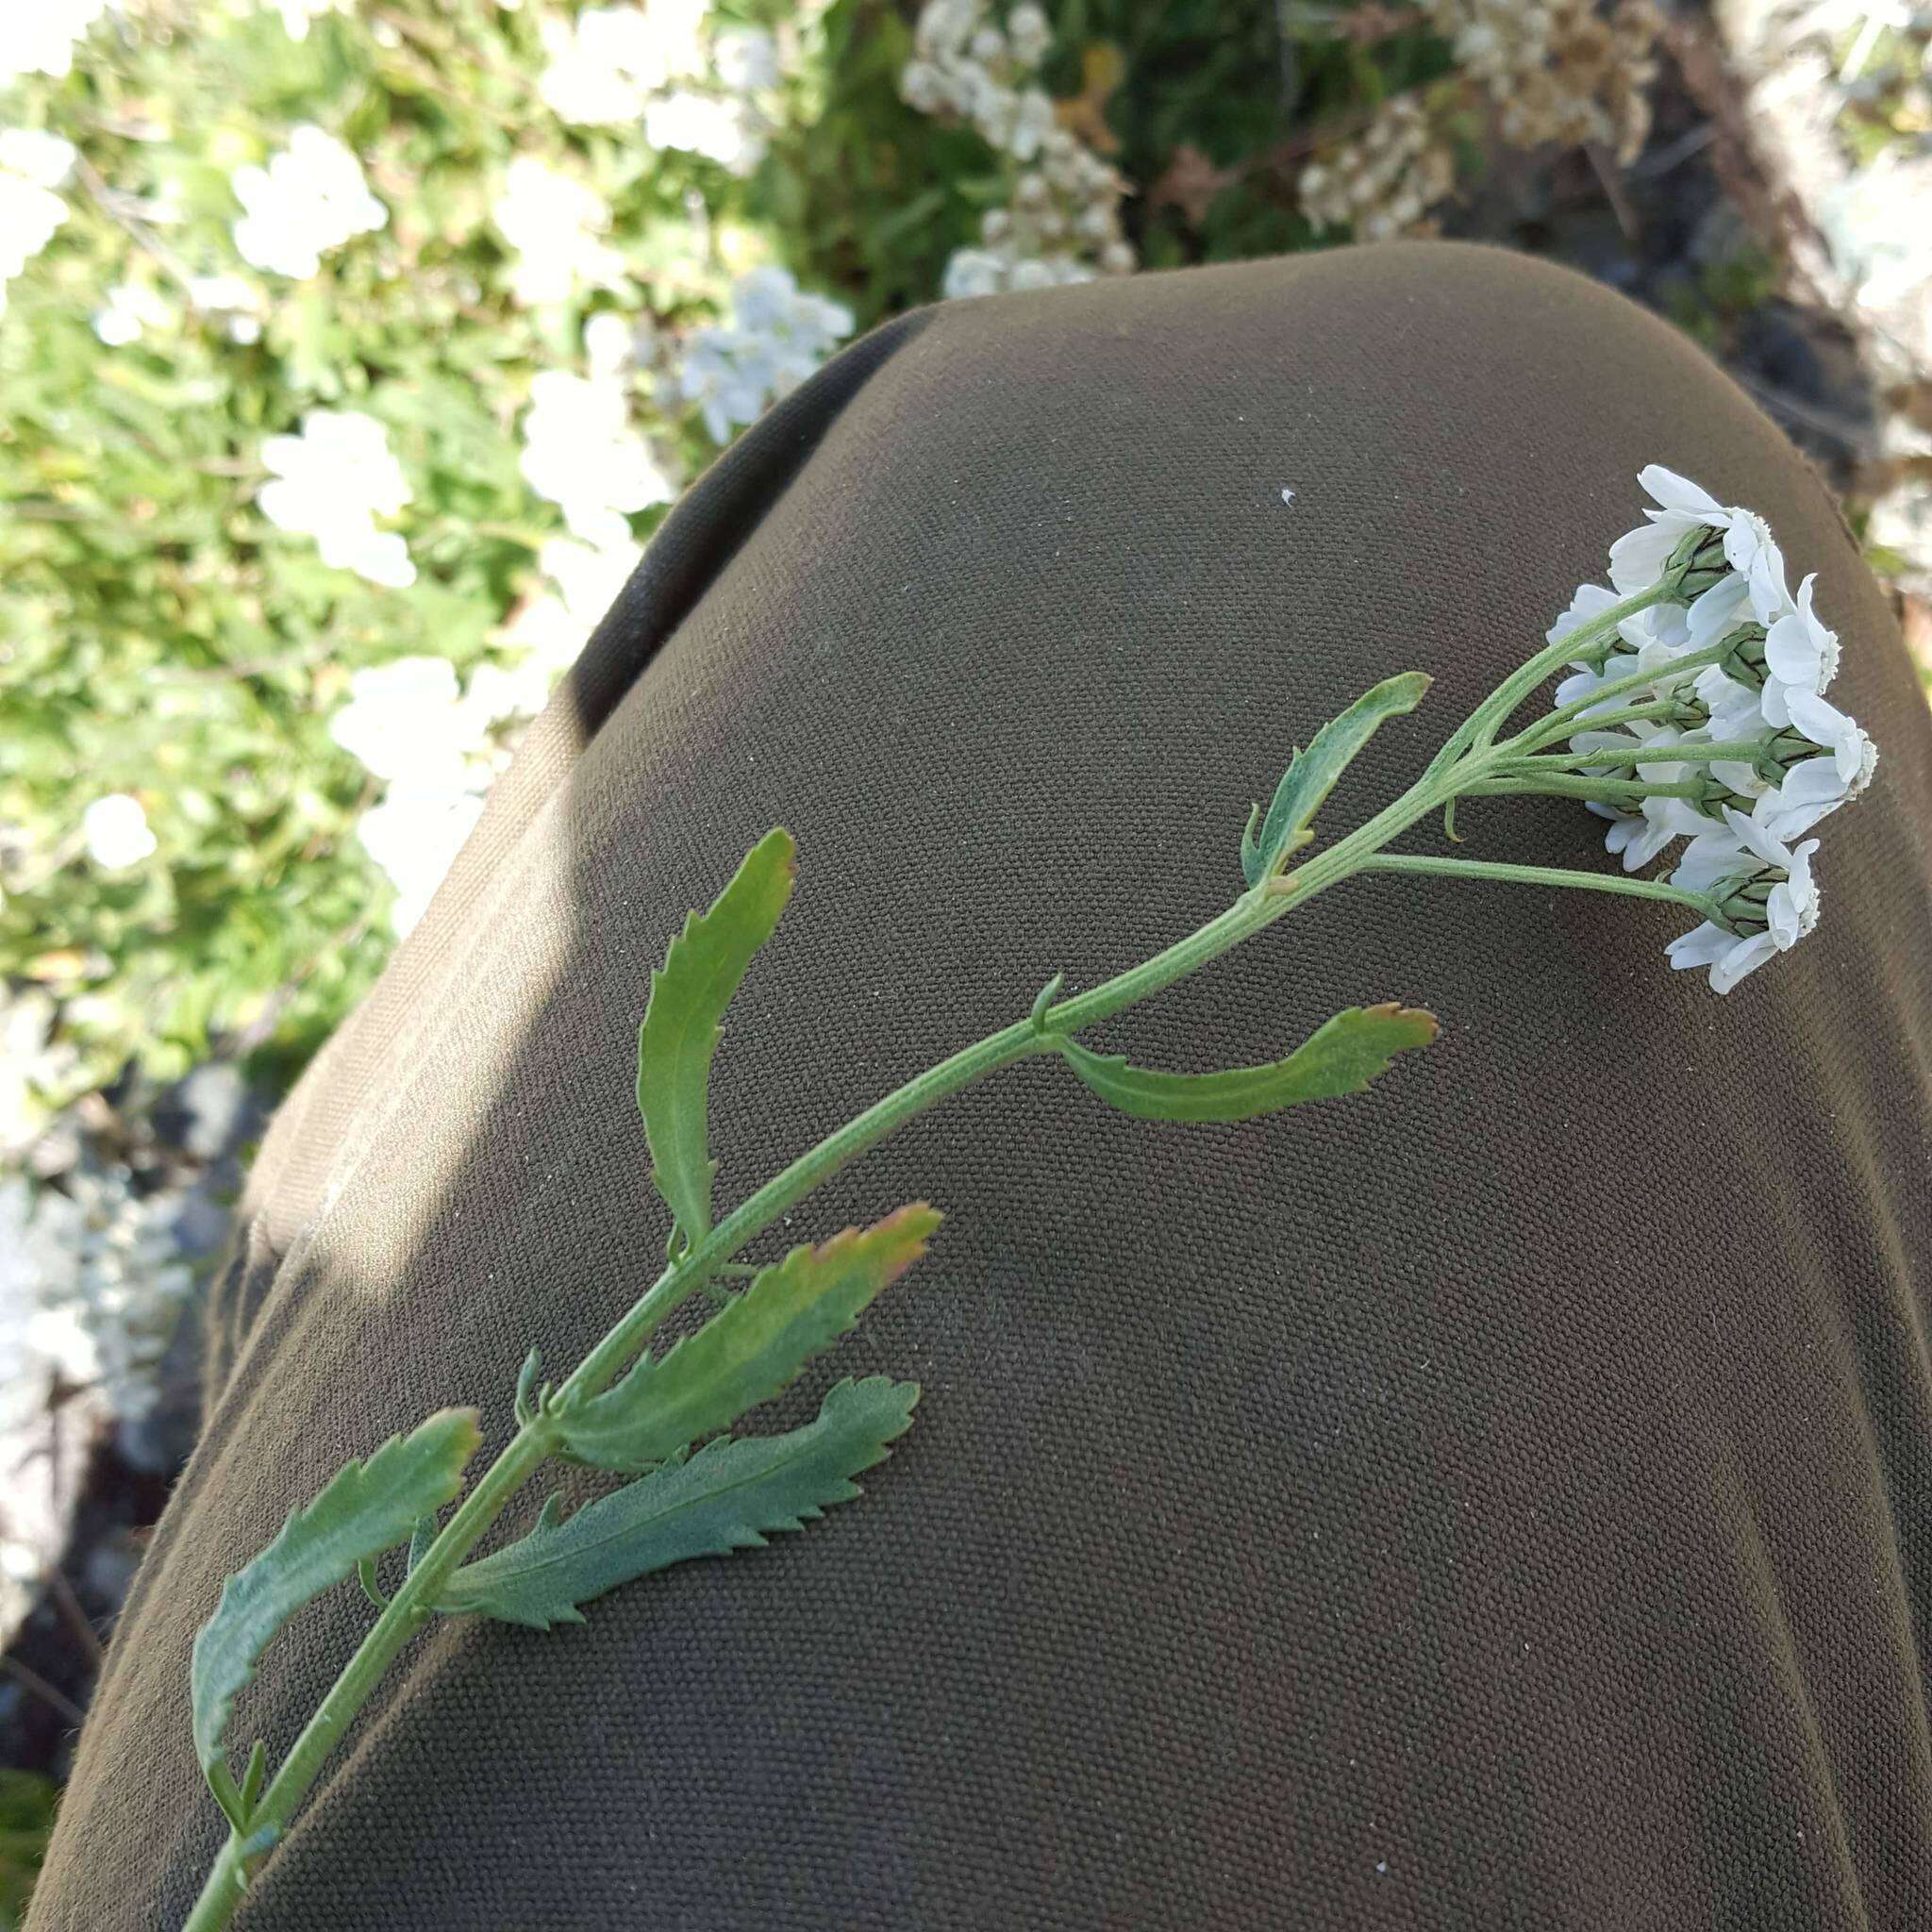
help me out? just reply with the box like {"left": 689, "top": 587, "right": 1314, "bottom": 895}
{"left": 32, "top": 242, "right": 1932, "bottom": 1931}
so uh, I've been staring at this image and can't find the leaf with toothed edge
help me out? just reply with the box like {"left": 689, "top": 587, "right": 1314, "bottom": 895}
{"left": 639, "top": 828, "right": 796, "bottom": 1257}
{"left": 436, "top": 1377, "right": 921, "bottom": 1632}
{"left": 1058, "top": 1003, "right": 1439, "bottom": 1122}
{"left": 1241, "top": 673, "right": 1432, "bottom": 887}
{"left": 191, "top": 1409, "right": 481, "bottom": 1785}
{"left": 559, "top": 1205, "right": 942, "bottom": 1474}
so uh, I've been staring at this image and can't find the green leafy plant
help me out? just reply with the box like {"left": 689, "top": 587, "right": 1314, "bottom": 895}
{"left": 177, "top": 468, "right": 1881, "bottom": 1926}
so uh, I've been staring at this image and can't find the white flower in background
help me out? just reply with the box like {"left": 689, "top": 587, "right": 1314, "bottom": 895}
{"left": 644, "top": 89, "right": 763, "bottom": 172}
{"left": 0, "top": 991, "right": 79, "bottom": 1158}
{"left": 356, "top": 785, "right": 487, "bottom": 938}
{"left": 492, "top": 156, "right": 625, "bottom": 308}
{"left": 82, "top": 793, "right": 157, "bottom": 869}
{"left": 330, "top": 658, "right": 490, "bottom": 936}
{"left": 92, "top": 278, "right": 172, "bottom": 345}
{"left": 494, "top": 532, "right": 640, "bottom": 700}
{"left": 328, "top": 656, "right": 476, "bottom": 787}
{"left": 520, "top": 369, "right": 674, "bottom": 548}
{"left": 3, "top": 1166, "right": 197, "bottom": 1428}
{"left": 0, "top": 0, "right": 109, "bottom": 85}
{"left": 903, "top": 0, "right": 1136, "bottom": 298}
{"left": 187, "top": 271, "right": 266, "bottom": 344}
{"left": 258, "top": 409, "right": 416, "bottom": 589}
{"left": 714, "top": 26, "right": 780, "bottom": 92}
{"left": 537, "top": 1, "right": 709, "bottom": 124}
{"left": 230, "top": 125, "right": 387, "bottom": 279}
{"left": 268, "top": 0, "right": 347, "bottom": 39}
{"left": 0, "top": 128, "right": 76, "bottom": 318}
{"left": 1007, "top": 0, "right": 1050, "bottom": 63}
{"left": 330, "top": 613, "right": 658, "bottom": 933}
{"left": 675, "top": 265, "right": 854, "bottom": 442}
{"left": 1665, "top": 810, "right": 1820, "bottom": 993}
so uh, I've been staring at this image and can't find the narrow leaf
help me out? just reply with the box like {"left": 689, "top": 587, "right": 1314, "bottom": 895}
{"left": 1058, "top": 1002, "right": 1438, "bottom": 1122}
{"left": 1242, "top": 672, "right": 1432, "bottom": 886}
{"left": 438, "top": 1376, "right": 920, "bottom": 1632}
{"left": 191, "top": 1408, "right": 480, "bottom": 1777}
{"left": 639, "top": 827, "right": 796, "bottom": 1255}
{"left": 560, "top": 1205, "right": 941, "bottom": 1473}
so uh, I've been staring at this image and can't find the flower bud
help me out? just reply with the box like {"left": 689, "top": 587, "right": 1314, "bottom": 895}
{"left": 1662, "top": 524, "right": 1731, "bottom": 602}
{"left": 1712, "top": 621, "right": 1768, "bottom": 690}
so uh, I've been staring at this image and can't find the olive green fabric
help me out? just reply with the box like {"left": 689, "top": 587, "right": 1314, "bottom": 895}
{"left": 31, "top": 242, "right": 1932, "bottom": 1929}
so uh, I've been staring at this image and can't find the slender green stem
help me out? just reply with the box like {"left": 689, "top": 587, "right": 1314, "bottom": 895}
{"left": 1423, "top": 585, "right": 1669, "bottom": 779}
{"left": 179, "top": 675, "right": 1696, "bottom": 1932}
{"left": 1494, "top": 737, "right": 1770, "bottom": 774}
{"left": 1357, "top": 852, "right": 1717, "bottom": 918}
{"left": 179, "top": 863, "right": 1316, "bottom": 1931}
{"left": 1504, "top": 640, "right": 1728, "bottom": 753}
{"left": 1462, "top": 774, "right": 1709, "bottom": 801}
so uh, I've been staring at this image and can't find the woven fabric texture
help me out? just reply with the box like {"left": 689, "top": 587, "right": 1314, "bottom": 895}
{"left": 30, "top": 242, "right": 1932, "bottom": 1930}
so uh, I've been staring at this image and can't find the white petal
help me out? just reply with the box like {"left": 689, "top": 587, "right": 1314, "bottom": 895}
{"left": 1708, "top": 933, "right": 1778, "bottom": 993}
{"left": 1686, "top": 573, "right": 1750, "bottom": 648}
{"left": 1639, "top": 465, "right": 1724, "bottom": 517}
{"left": 1666, "top": 922, "right": 1735, "bottom": 969}
{"left": 1608, "top": 519, "right": 1685, "bottom": 594}
{"left": 1545, "top": 582, "right": 1620, "bottom": 647}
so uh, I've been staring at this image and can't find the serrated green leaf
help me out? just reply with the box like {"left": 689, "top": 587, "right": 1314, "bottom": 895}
{"left": 190, "top": 1409, "right": 480, "bottom": 1778}
{"left": 639, "top": 828, "right": 796, "bottom": 1256}
{"left": 437, "top": 1377, "right": 920, "bottom": 1631}
{"left": 1241, "top": 673, "right": 1432, "bottom": 886}
{"left": 1058, "top": 1003, "right": 1439, "bottom": 1121}
{"left": 561, "top": 1205, "right": 941, "bottom": 1473}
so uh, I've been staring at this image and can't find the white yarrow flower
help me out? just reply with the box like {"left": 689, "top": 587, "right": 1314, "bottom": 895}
{"left": 675, "top": 266, "right": 855, "bottom": 442}
{"left": 1665, "top": 809, "right": 1820, "bottom": 993}
{"left": 0, "top": 0, "right": 109, "bottom": 84}
{"left": 1760, "top": 572, "right": 1840, "bottom": 707}
{"left": 0, "top": 129, "right": 77, "bottom": 317}
{"left": 519, "top": 369, "right": 674, "bottom": 547}
{"left": 492, "top": 157, "right": 625, "bottom": 308}
{"left": 258, "top": 409, "right": 416, "bottom": 588}
{"left": 93, "top": 280, "right": 172, "bottom": 346}
{"left": 82, "top": 794, "right": 157, "bottom": 869}
{"left": 1539, "top": 467, "right": 1877, "bottom": 991}
{"left": 230, "top": 126, "right": 387, "bottom": 279}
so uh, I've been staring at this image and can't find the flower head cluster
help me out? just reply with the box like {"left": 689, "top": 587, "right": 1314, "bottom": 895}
{"left": 82, "top": 793, "right": 157, "bottom": 870}
{"left": 520, "top": 367, "right": 674, "bottom": 549}
{"left": 1298, "top": 97, "right": 1456, "bottom": 242}
{"left": 675, "top": 265, "right": 855, "bottom": 443}
{"left": 901, "top": 0, "right": 1135, "bottom": 298}
{"left": 93, "top": 277, "right": 172, "bottom": 346}
{"left": 1, "top": 1164, "right": 197, "bottom": 1429}
{"left": 230, "top": 125, "right": 388, "bottom": 280}
{"left": 539, "top": 4, "right": 776, "bottom": 174}
{"left": 1546, "top": 465, "right": 1877, "bottom": 991}
{"left": 328, "top": 577, "right": 634, "bottom": 934}
{"left": 1299, "top": 0, "right": 1660, "bottom": 239}
{"left": 492, "top": 156, "right": 626, "bottom": 308}
{"left": 258, "top": 409, "right": 415, "bottom": 589}
{"left": 0, "top": 0, "right": 108, "bottom": 86}
{"left": 538, "top": 1, "right": 708, "bottom": 121}
{"left": 0, "top": 128, "right": 76, "bottom": 320}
